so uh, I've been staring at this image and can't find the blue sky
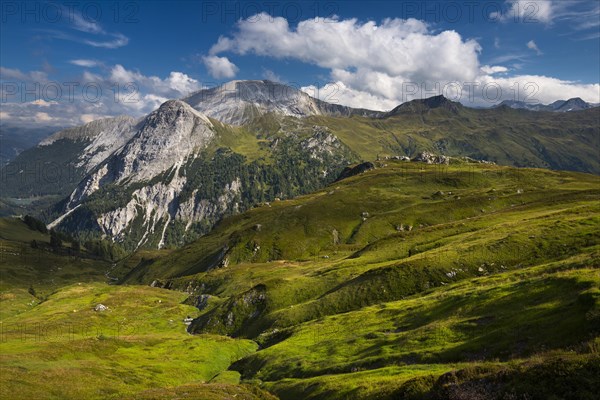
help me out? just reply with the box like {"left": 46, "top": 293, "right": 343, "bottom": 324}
{"left": 1, "top": 0, "right": 599, "bottom": 126}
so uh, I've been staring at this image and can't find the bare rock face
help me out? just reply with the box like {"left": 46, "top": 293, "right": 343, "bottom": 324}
{"left": 301, "top": 130, "right": 344, "bottom": 162}
{"left": 49, "top": 100, "right": 219, "bottom": 248}
{"left": 183, "top": 80, "right": 380, "bottom": 125}
{"left": 115, "top": 100, "right": 214, "bottom": 183}
{"left": 64, "top": 100, "right": 214, "bottom": 206}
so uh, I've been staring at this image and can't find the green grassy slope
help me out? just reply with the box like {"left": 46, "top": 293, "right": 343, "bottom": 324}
{"left": 117, "top": 160, "right": 599, "bottom": 399}
{"left": 0, "top": 218, "right": 275, "bottom": 399}
{"left": 244, "top": 254, "right": 600, "bottom": 399}
{"left": 0, "top": 218, "right": 109, "bottom": 297}
{"left": 0, "top": 283, "right": 266, "bottom": 400}
{"left": 309, "top": 105, "right": 600, "bottom": 173}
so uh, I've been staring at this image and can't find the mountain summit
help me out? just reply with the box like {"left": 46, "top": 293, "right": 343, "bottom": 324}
{"left": 183, "top": 80, "right": 379, "bottom": 125}
{"left": 387, "top": 95, "right": 463, "bottom": 115}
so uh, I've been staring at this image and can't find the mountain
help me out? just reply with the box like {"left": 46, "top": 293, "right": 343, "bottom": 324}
{"left": 182, "top": 79, "right": 381, "bottom": 125}
{"left": 0, "top": 124, "right": 59, "bottom": 166}
{"left": 497, "top": 97, "right": 599, "bottom": 112}
{"left": 1, "top": 80, "right": 599, "bottom": 249}
{"left": 0, "top": 116, "right": 139, "bottom": 200}
{"left": 45, "top": 98, "right": 356, "bottom": 250}
{"left": 386, "top": 94, "right": 463, "bottom": 115}
{"left": 1, "top": 83, "right": 599, "bottom": 399}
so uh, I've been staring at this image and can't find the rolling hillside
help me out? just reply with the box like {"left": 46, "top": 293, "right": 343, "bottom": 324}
{"left": 1, "top": 159, "right": 599, "bottom": 399}
{"left": 112, "top": 160, "right": 600, "bottom": 399}
{"left": 0, "top": 217, "right": 274, "bottom": 400}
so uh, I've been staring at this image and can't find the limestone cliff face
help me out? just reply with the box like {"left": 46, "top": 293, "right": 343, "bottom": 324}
{"left": 50, "top": 100, "right": 221, "bottom": 248}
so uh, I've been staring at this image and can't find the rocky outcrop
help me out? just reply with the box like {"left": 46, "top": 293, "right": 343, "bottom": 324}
{"left": 411, "top": 152, "right": 450, "bottom": 164}
{"left": 188, "top": 284, "right": 268, "bottom": 336}
{"left": 301, "top": 129, "right": 345, "bottom": 162}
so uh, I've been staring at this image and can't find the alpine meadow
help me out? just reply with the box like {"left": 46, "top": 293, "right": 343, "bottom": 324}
{"left": 1, "top": 1, "right": 599, "bottom": 400}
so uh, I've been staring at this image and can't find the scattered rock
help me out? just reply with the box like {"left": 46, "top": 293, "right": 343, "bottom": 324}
{"left": 432, "top": 190, "right": 445, "bottom": 199}
{"left": 411, "top": 151, "right": 449, "bottom": 165}
{"left": 332, "top": 229, "right": 340, "bottom": 245}
{"left": 226, "top": 312, "right": 235, "bottom": 327}
{"left": 220, "top": 256, "right": 230, "bottom": 268}
{"left": 94, "top": 304, "right": 108, "bottom": 312}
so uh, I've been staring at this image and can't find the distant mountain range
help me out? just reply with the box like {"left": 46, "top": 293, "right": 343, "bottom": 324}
{"left": 1, "top": 80, "right": 598, "bottom": 249}
{"left": 0, "top": 124, "right": 60, "bottom": 166}
{"left": 497, "top": 97, "right": 599, "bottom": 112}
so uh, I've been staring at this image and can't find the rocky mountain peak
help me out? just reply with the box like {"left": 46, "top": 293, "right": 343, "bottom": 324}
{"left": 109, "top": 100, "right": 214, "bottom": 183}
{"left": 421, "top": 95, "right": 460, "bottom": 109}
{"left": 497, "top": 97, "right": 597, "bottom": 112}
{"left": 182, "top": 80, "right": 381, "bottom": 125}
{"left": 183, "top": 80, "right": 314, "bottom": 125}
{"left": 61, "top": 100, "right": 216, "bottom": 212}
{"left": 145, "top": 99, "right": 212, "bottom": 128}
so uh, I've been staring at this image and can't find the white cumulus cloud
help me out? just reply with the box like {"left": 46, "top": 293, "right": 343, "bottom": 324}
{"left": 202, "top": 56, "right": 239, "bottom": 79}
{"left": 208, "top": 13, "right": 599, "bottom": 110}
{"left": 0, "top": 65, "right": 203, "bottom": 127}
